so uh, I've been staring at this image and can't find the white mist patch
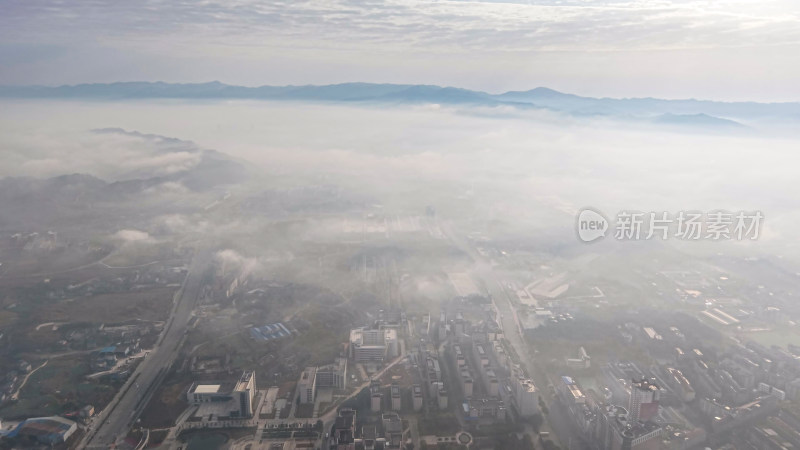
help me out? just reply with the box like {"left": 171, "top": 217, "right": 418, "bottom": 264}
{"left": 113, "top": 229, "right": 153, "bottom": 242}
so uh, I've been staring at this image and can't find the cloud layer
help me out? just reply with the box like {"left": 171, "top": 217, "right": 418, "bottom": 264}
{"left": 1, "top": 0, "right": 799, "bottom": 99}
{"left": 2, "top": 99, "right": 799, "bottom": 256}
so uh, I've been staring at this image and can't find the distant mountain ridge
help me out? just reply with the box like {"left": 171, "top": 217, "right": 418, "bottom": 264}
{"left": 2, "top": 81, "right": 799, "bottom": 124}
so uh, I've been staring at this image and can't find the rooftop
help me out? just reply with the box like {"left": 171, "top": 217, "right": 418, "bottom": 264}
{"left": 193, "top": 384, "right": 222, "bottom": 394}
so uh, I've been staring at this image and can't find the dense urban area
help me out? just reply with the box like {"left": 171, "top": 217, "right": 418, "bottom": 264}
{"left": 1, "top": 125, "right": 800, "bottom": 450}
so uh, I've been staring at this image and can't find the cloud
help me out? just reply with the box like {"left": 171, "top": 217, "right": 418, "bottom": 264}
{"left": 2, "top": 98, "right": 800, "bottom": 258}
{"left": 142, "top": 181, "right": 190, "bottom": 195}
{"left": 4, "top": 0, "right": 797, "bottom": 53}
{"left": 1, "top": 1, "right": 799, "bottom": 99}
{"left": 215, "top": 248, "right": 260, "bottom": 276}
{"left": 0, "top": 123, "right": 203, "bottom": 180}
{"left": 113, "top": 229, "right": 153, "bottom": 242}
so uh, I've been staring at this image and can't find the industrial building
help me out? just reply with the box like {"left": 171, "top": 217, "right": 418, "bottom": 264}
{"left": 3, "top": 416, "right": 77, "bottom": 445}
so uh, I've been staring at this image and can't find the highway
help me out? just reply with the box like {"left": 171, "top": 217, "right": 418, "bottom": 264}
{"left": 81, "top": 248, "right": 213, "bottom": 449}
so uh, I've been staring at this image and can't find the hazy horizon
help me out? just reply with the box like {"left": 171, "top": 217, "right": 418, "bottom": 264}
{"left": 3, "top": 0, "right": 800, "bottom": 102}
{"left": 3, "top": 3, "right": 800, "bottom": 449}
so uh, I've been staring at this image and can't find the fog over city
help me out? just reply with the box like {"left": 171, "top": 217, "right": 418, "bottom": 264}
{"left": 2, "top": 1, "right": 800, "bottom": 450}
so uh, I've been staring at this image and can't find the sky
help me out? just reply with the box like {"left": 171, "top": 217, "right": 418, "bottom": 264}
{"left": 1, "top": 0, "right": 800, "bottom": 101}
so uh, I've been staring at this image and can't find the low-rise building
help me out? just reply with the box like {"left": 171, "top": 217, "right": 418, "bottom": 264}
{"left": 186, "top": 370, "right": 256, "bottom": 418}
{"left": 566, "top": 346, "right": 591, "bottom": 369}
{"left": 331, "top": 408, "right": 357, "bottom": 449}
{"left": 667, "top": 368, "right": 695, "bottom": 402}
{"left": 5, "top": 416, "right": 77, "bottom": 445}
{"left": 382, "top": 413, "right": 403, "bottom": 447}
{"left": 558, "top": 375, "right": 586, "bottom": 405}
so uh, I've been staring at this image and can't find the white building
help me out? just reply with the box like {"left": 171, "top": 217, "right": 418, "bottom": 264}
{"left": 187, "top": 370, "right": 256, "bottom": 418}
{"left": 350, "top": 327, "right": 398, "bottom": 362}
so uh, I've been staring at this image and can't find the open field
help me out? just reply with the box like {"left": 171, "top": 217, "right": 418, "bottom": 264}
{"left": 0, "top": 354, "right": 116, "bottom": 420}
{"left": 139, "top": 376, "right": 190, "bottom": 428}
{"left": 39, "top": 287, "right": 176, "bottom": 323}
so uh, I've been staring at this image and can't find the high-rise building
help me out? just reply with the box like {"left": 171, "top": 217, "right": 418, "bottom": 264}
{"left": 513, "top": 378, "right": 539, "bottom": 417}
{"left": 370, "top": 379, "right": 383, "bottom": 412}
{"left": 628, "top": 378, "right": 659, "bottom": 422}
{"left": 298, "top": 367, "right": 317, "bottom": 404}
{"left": 316, "top": 357, "right": 348, "bottom": 390}
{"left": 461, "top": 368, "right": 474, "bottom": 397}
{"left": 391, "top": 382, "right": 402, "bottom": 411}
{"left": 233, "top": 370, "right": 256, "bottom": 417}
{"left": 436, "top": 384, "right": 448, "bottom": 409}
{"left": 412, "top": 384, "right": 423, "bottom": 411}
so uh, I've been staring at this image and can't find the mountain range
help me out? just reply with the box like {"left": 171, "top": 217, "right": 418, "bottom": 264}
{"left": 3, "top": 81, "right": 800, "bottom": 126}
